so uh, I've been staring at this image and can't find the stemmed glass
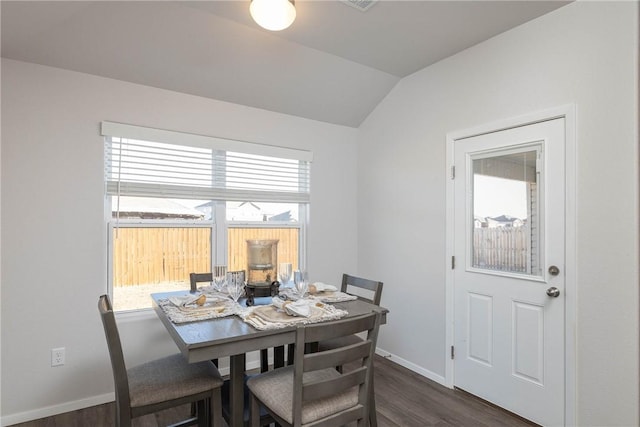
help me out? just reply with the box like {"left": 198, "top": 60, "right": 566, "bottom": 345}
{"left": 293, "top": 270, "right": 309, "bottom": 299}
{"left": 278, "top": 263, "right": 292, "bottom": 286}
{"left": 213, "top": 265, "right": 227, "bottom": 292}
{"left": 226, "top": 271, "right": 245, "bottom": 303}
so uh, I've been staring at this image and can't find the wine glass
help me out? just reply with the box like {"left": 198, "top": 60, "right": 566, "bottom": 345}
{"left": 278, "top": 263, "right": 292, "bottom": 286}
{"left": 293, "top": 270, "right": 309, "bottom": 298}
{"left": 213, "top": 265, "right": 227, "bottom": 292}
{"left": 226, "top": 271, "right": 245, "bottom": 303}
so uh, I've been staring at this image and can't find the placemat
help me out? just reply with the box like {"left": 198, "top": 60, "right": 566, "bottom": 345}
{"left": 240, "top": 302, "right": 348, "bottom": 330}
{"left": 158, "top": 298, "right": 239, "bottom": 324}
{"left": 279, "top": 288, "right": 358, "bottom": 303}
{"left": 309, "top": 291, "right": 358, "bottom": 303}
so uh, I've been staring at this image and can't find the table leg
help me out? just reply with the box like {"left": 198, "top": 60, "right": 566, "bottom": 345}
{"left": 229, "top": 353, "right": 246, "bottom": 427}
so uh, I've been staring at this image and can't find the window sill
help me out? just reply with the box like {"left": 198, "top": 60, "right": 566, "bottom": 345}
{"left": 115, "top": 307, "right": 157, "bottom": 323}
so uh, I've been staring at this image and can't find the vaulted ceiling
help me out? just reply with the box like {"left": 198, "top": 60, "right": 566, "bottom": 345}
{"left": 1, "top": 1, "right": 570, "bottom": 127}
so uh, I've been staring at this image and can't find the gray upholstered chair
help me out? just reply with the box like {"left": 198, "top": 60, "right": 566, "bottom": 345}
{"left": 316, "top": 274, "right": 383, "bottom": 426}
{"left": 98, "top": 294, "right": 224, "bottom": 427}
{"left": 317, "top": 274, "right": 383, "bottom": 352}
{"left": 247, "top": 309, "right": 383, "bottom": 427}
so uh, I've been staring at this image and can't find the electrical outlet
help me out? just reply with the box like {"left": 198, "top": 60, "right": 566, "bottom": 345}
{"left": 51, "top": 347, "right": 65, "bottom": 367}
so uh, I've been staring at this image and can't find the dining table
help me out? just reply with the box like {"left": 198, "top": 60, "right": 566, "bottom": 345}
{"left": 151, "top": 289, "right": 388, "bottom": 427}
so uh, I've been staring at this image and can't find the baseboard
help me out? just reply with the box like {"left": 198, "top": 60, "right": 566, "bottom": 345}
{"left": 1, "top": 352, "right": 442, "bottom": 426}
{"left": 1, "top": 392, "right": 115, "bottom": 427}
{"left": 375, "top": 347, "right": 447, "bottom": 387}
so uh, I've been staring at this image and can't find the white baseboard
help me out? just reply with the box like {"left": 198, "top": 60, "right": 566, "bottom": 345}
{"left": 1, "top": 392, "right": 114, "bottom": 427}
{"left": 1, "top": 352, "right": 442, "bottom": 426}
{"left": 375, "top": 347, "right": 448, "bottom": 387}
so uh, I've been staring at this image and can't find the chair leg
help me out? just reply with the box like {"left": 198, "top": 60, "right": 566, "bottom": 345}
{"left": 368, "top": 373, "right": 377, "bottom": 427}
{"left": 115, "top": 401, "right": 131, "bottom": 427}
{"left": 211, "top": 388, "right": 222, "bottom": 427}
{"left": 250, "top": 393, "right": 261, "bottom": 427}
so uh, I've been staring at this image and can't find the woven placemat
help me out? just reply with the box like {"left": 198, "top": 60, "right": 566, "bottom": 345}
{"left": 158, "top": 298, "right": 239, "bottom": 324}
{"left": 240, "top": 302, "right": 348, "bottom": 330}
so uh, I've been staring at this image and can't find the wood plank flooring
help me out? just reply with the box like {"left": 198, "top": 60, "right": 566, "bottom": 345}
{"left": 10, "top": 355, "right": 537, "bottom": 427}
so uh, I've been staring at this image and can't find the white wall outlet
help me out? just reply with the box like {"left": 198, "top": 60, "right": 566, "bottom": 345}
{"left": 51, "top": 347, "right": 65, "bottom": 367}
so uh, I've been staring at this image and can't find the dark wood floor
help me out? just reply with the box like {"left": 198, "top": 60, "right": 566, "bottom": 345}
{"left": 11, "top": 355, "right": 537, "bottom": 427}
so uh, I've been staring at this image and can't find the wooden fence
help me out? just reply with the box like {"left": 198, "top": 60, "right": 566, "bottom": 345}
{"left": 472, "top": 227, "right": 529, "bottom": 273}
{"left": 113, "top": 227, "right": 298, "bottom": 287}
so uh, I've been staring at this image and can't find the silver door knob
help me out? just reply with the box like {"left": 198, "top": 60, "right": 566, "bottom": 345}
{"left": 546, "top": 287, "right": 560, "bottom": 298}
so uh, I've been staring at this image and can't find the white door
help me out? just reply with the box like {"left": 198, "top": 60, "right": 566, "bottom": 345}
{"left": 453, "top": 118, "right": 565, "bottom": 426}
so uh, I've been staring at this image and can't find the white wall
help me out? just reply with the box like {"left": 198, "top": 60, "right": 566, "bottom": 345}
{"left": 2, "top": 2, "right": 638, "bottom": 426}
{"left": 358, "top": 1, "right": 638, "bottom": 425}
{"left": 0, "top": 59, "right": 359, "bottom": 424}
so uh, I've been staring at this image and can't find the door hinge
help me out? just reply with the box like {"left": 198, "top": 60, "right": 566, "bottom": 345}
{"left": 451, "top": 256, "right": 455, "bottom": 269}
{"left": 450, "top": 165, "right": 455, "bottom": 179}
{"left": 451, "top": 345, "right": 455, "bottom": 359}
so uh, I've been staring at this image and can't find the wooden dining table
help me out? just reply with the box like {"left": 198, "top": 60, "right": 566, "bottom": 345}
{"left": 151, "top": 290, "right": 388, "bottom": 427}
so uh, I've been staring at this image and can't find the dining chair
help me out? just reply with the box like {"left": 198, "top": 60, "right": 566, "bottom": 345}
{"left": 315, "top": 274, "right": 383, "bottom": 351}
{"left": 315, "top": 273, "right": 383, "bottom": 426}
{"left": 247, "top": 309, "right": 383, "bottom": 427}
{"left": 317, "top": 274, "right": 383, "bottom": 352}
{"left": 98, "top": 294, "right": 224, "bottom": 427}
{"left": 341, "top": 273, "right": 384, "bottom": 305}
{"left": 190, "top": 272, "right": 214, "bottom": 293}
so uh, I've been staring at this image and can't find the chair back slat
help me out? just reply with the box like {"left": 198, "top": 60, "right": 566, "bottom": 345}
{"left": 303, "top": 367, "right": 367, "bottom": 402}
{"left": 98, "top": 295, "right": 131, "bottom": 415}
{"left": 341, "top": 274, "right": 383, "bottom": 305}
{"left": 304, "top": 342, "right": 371, "bottom": 372}
{"left": 304, "top": 312, "right": 377, "bottom": 343}
{"left": 190, "top": 272, "right": 213, "bottom": 292}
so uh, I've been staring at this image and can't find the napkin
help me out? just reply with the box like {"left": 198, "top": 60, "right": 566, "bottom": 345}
{"left": 272, "top": 297, "right": 311, "bottom": 317}
{"left": 310, "top": 282, "right": 337, "bottom": 292}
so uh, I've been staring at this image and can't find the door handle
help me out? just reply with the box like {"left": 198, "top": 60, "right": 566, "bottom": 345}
{"left": 546, "top": 287, "right": 560, "bottom": 298}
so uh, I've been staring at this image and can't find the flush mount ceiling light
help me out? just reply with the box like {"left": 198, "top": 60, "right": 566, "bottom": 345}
{"left": 250, "top": 0, "right": 296, "bottom": 31}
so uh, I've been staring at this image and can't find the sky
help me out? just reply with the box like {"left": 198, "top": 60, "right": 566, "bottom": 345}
{"left": 473, "top": 175, "right": 528, "bottom": 219}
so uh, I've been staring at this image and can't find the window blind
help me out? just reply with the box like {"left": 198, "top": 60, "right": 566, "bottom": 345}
{"left": 103, "top": 122, "right": 311, "bottom": 203}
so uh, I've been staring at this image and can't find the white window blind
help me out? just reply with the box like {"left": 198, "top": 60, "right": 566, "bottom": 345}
{"left": 103, "top": 122, "right": 311, "bottom": 203}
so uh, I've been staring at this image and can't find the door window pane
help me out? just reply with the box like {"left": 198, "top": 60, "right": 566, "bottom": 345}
{"left": 472, "top": 149, "right": 540, "bottom": 276}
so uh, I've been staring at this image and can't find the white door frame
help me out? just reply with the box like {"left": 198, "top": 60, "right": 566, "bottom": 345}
{"left": 445, "top": 105, "right": 576, "bottom": 426}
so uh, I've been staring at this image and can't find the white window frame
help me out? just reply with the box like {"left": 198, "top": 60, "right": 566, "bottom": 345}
{"left": 103, "top": 122, "right": 311, "bottom": 312}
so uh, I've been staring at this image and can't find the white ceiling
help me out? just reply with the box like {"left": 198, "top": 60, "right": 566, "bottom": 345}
{"left": 1, "top": 1, "right": 570, "bottom": 127}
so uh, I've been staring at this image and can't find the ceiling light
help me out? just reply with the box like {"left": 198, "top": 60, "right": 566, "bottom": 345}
{"left": 250, "top": 0, "right": 296, "bottom": 31}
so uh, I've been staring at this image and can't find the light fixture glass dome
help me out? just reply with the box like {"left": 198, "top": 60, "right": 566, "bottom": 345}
{"left": 250, "top": 0, "right": 296, "bottom": 31}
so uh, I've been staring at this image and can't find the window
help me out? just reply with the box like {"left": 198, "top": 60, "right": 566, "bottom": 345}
{"left": 471, "top": 148, "right": 540, "bottom": 276}
{"left": 103, "top": 122, "right": 311, "bottom": 311}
